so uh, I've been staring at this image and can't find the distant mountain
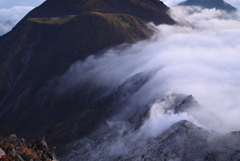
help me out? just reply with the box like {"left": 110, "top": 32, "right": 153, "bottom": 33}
{"left": 0, "top": 0, "right": 177, "bottom": 157}
{"left": 178, "top": 0, "right": 237, "bottom": 12}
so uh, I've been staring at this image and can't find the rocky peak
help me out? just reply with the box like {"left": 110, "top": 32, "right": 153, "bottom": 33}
{"left": 178, "top": 0, "right": 237, "bottom": 12}
{"left": 157, "top": 92, "right": 200, "bottom": 114}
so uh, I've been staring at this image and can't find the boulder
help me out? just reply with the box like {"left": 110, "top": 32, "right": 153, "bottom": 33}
{"left": 6, "top": 146, "right": 16, "bottom": 158}
{"left": 0, "top": 148, "right": 5, "bottom": 158}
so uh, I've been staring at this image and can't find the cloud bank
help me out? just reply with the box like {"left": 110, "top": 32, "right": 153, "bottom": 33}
{"left": 0, "top": 6, "right": 33, "bottom": 35}
{"left": 60, "top": 6, "right": 240, "bottom": 161}
{"left": 57, "top": 7, "right": 240, "bottom": 134}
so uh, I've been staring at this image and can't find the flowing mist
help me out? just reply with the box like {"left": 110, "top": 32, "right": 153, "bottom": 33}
{"left": 59, "top": 6, "right": 240, "bottom": 160}
{"left": 0, "top": 6, "right": 33, "bottom": 35}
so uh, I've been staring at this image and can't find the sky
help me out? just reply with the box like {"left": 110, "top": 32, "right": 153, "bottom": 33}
{"left": 0, "top": 0, "right": 45, "bottom": 35}
{"left": 1, "top": 0, "right": 239, "bottom": 8}
{"left": 0, "top": 0, "right": 44, "bottom": 9}
{"left": 0, "top": 0, "right": 239, "bottom": 35}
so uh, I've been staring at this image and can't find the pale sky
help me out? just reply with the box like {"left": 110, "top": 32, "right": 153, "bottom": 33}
{"left": 0, "top": 0, "right": 239, "bottom": 9}
{"left": 0, "top": 0, "right": 45, "bottom": 9}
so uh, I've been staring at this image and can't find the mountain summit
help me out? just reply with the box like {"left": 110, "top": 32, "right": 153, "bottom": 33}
{"left": 0, "top": 0, "right": 177, "bottom": 156}
{"left": 178, "top": 0, "right": 237, "bottom": 12}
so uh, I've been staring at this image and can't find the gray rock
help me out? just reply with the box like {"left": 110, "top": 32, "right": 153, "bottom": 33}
{"left": 20, "top": 138, "right": 25, "bottom": 143}
{"left": 36, "top": 149, "right": 43, "bottom": 154}
{"left": 126, "top": 120, "right": 211, "bottom": 161}
{"left": 158, "top": 93, "right": 200, "bottom": 114}
{"left": 6, "top": 145, "right": 16, "bottom": 157}
{"left": 16, "top": 153, "right": 25, "bottom": 161}
{"left": 8, "top": 134, "right": 17, "bottom": 139}
{"left": 8, "top": 134, "right": 18, "bottom": 145}
{"left": 0, "top": 148, "right": 5, "bottom": 158}
{"left": 21, "top": 153, "right": 33, "bottom": 161}
{"left": 205, "top": 131, "right": 240, "bottom": 161}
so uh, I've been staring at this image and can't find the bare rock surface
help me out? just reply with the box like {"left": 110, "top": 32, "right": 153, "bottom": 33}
{"left": 0, "top": 135, "right": 57, "bottom": 161}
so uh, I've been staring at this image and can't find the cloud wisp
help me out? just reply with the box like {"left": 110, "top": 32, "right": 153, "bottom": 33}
{"left": 57, "top": 8, "right": 240, "bottom": 134}
{"left": 0, "top": 6, "right": 33, "bottom": 35}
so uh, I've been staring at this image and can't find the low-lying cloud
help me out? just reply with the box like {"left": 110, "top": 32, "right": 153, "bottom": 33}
{"left": 0, "top": 6, "right": 33, "bottom": 35}
{"left": 58, "top": 7, "right": 240, "bottom": 134}
{"left": 170, "top": 6, "right": 240, "bottom": 29}
{"left": 61, "top": 6, "right": 240, "bottom": 160}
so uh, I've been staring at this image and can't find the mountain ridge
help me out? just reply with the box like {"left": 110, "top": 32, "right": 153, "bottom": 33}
{"left": 21, "top": 0, "right": 175, "bottom": 25}
{"left": 178, "top": 0, "right": 237, "bottom": 12}
{"left": 0, "top": 0, "right": 177, "bottom": 156}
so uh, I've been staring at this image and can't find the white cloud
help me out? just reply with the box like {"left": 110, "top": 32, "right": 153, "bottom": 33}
{"left": 60, "top": 6, "right": 240, "bottom": 161}
{"left": 57, "top": 8, "right": 240, "bottom": 135}
{"left": 161, "top": 0, "right": 183, "bottom": 7}
{"left": 170, "top": 6, "right": 240, "bottom": 30}
{"left": 0, "top": 6, "right": 33, "bottom": 35}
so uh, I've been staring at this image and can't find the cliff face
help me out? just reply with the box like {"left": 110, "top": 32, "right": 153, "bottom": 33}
{"left": 0, "top": 0, "right": 176, "bottom": 156}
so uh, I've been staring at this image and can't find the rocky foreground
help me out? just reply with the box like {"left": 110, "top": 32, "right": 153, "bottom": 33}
{"left": 0, "top": 134, "right": 57, "bottom": 161}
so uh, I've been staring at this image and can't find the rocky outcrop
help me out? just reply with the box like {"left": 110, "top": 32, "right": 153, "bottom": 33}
{"left": 63, "top": 119, "right": 240, "bottom": 161}
{"left": 123, "top": 121, "right": 240, "bottom": 161}
{"left": 62, "top": 92, "right": 240, "bottom": 161}
{"left": 0, "top": 134, "right": 57, "bottom": 161}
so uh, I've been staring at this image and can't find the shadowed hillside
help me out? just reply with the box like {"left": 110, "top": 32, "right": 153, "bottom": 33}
{"left": 0, "top": 0, "right": 177, "bottom": 156}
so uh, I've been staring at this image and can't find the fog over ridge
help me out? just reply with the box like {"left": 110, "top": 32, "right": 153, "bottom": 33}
{"left": 55, "top": 7, "right": 240, "bottom": 135}
{"left": 53, "top": 6, "right": 240, "bottom": 160}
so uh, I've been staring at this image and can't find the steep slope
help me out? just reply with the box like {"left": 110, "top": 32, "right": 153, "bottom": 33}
{"left": 125, "top": 121, "right": 240, "bottom": 161}
{"left": 63, "top": 93, "right": 240, "bottom": 161}
{"left": 178, "top": 0, "right": 237, "bottom": 12}
{"left": 21, "top": 0, "right": 175, "bottom": 25}
{"left": 0, "top": 0, "right": 177, "bottom": 156}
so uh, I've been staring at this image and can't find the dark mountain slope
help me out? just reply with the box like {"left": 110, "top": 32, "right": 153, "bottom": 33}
{"left": 22, "top": 0, "right": 175, "bottom": 25}
{"left": 0, "top": 0, "right": 177, "bottom": 156}
{"left": 178, "top": 0, "right": 237, "bottom": 12}
{"left": 0, "top": 12, "right": 153, "bottom": 148}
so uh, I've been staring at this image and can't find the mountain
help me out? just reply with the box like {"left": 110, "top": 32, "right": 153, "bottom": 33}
{"left": 0, "top": 0, "right": 177, "bottom": 156}
{"left": 62, "top": 93, "right": 240, "bottom": 161}
{"left": 178, "top": 0, "right": 237, "bottom": 12}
